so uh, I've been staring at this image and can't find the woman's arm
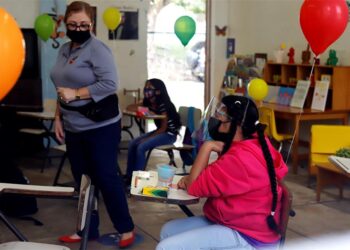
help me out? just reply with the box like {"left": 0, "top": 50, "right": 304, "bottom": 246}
{"left": 54, "top": 101, "right": 65, "bottom": 144}
{"left": 57, "top": 87, "right": 91, "bottom": 103}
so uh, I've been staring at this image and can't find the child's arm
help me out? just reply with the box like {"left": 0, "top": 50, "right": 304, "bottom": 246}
{"left": 178, "top": 141, "right": 224, "bottom": 189}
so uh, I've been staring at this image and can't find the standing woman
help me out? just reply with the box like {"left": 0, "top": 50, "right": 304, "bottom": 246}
{"left": 125, "top": 78, "right": 181, "bottom": 182}
{"left": 50, "top": 1, "right": 135, "bottom": 248}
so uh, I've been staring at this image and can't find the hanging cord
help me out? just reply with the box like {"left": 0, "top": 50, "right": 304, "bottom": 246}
{"left": 285, "top": 56, "right": 317, "bottom": 164}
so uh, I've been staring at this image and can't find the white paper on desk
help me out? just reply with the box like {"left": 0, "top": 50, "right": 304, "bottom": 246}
{"left": 329, "top": 156, "right": 350, "bottom": 174}
{"left": 168, "top": 188, "right": 198, "bottom": 200}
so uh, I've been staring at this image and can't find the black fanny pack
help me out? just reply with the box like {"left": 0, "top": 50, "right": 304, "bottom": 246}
{"left": 60, "top": 94, "right": 119, "bottom": 122}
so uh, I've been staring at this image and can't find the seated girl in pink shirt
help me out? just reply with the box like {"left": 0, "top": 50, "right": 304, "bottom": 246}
{"left": 156, "top": 95, "right": 288, "bottom": 250}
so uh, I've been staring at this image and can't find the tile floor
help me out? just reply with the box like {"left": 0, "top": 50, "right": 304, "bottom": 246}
{"left": 1, "top": 148, "right": 350, "bottom": 250}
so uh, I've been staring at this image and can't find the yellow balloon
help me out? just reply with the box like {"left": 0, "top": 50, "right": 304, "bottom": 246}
{"left": 103, "top": 7, "right": 121, "bottom": 30}
{"left": 0, "top": 8, "right": 25, "bottom": 101}
{"left": 247, "top": 78, "right": 269, "bottom": 101}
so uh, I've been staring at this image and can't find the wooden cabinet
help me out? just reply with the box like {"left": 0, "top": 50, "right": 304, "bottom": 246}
{"left": 263, "top": 63, "right": 350, "bottom": 110}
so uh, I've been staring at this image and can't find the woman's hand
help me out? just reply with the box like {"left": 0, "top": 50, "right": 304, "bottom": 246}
{"left": 57, "top": 87, "right": 76, "bottom": 103}
{"left": 177, "top": 176, "right": 189, "bottom": 190}
{"left": 54, "top": 116, "right": 65, "bottom": 144}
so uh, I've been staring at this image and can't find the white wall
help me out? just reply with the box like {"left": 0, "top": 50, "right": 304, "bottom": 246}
{"left": 209, "top": 0, "right": 229, "bottom": 99}
{"left": 68, "top": 0, "right": 149, "bottom": 108}
{"left": 227, "top": 0, "right": 350, "bottom": 65}
{"left": 0, "top": 0, "right": 148, "bottom": 109}
{"left": 0, "top": 0, "right": 40, "bottom": 27}
{"left": 3, "top": 0, "right": 349, "bottom": 109}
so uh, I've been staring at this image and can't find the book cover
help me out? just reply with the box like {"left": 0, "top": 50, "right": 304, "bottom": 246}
{"left": 311, "top": 80, "right": 330, "bottom": 111}
{"left": 263, "top": 85, "right": 280, "bottom": 104}
{"left": 290, "top": 80, "right": 311, "bottom": 108}
{"left": 328, "top": 155, "right": 350, "bottom": 174}
{"left": 277, "top": 87, "right": 295, "bottom": 106}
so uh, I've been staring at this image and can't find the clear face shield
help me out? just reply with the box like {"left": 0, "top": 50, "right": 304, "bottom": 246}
{"left": 192, "top": 97, "right": 232, "bottom": 146}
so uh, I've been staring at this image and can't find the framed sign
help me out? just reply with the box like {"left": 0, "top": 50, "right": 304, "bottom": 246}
{"left": 108, "top": 7, "right": 139, "bottom": 40}
{"left": 255, "top": 53, "right": 267, "bottom": 75}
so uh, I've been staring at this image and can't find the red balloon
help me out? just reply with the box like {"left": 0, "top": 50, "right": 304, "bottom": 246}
{"left": 300, "top": 0, "right": 348, "bottom": 56}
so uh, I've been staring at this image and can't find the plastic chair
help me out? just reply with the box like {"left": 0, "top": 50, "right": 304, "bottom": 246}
{"left": 258, "top": 106, "right": 293, "bottom": 152}
{"left": 145, "top": 106, "right": 202, "bottom": 173}
{"left": 309, "top": 125, "right": 350, "bottom": 198}
{"left": 0, "top": 175, "right": 95, "bottom": 250}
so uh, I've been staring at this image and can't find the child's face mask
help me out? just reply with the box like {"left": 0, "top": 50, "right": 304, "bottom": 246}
{"left": 144, "top": 88, "right": 155, "bottom": 99}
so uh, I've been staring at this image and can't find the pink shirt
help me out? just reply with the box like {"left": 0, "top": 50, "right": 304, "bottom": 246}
{"left": 188, "top": 136, "right": 288, "bottom": 243}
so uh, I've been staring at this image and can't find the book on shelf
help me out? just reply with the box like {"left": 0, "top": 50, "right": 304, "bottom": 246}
{"left": 277, "top": 87, "right": 295, "bottom": 106}
{"left": 328, "top": 155, "right": 350, "bottom": 174}
{"left": 311, "top": 80, "right": 330, "bottom": 111}
{"left": 263, "top": 85, "right": 280, "bottom": 104}
{"left": 290, "top": 80, "right": 311, "bottom": 108}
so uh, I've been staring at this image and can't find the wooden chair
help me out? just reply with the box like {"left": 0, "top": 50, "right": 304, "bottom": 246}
{"left": 18, "top": 99, "right": 58, "bottom": 172}
{"left": 145, "top": 106, "right": 202, "bottom": 173}
{"left": 278, "top": 181, "right": 295, "bottom": 249}
{"left": 258, "top": 106, "right": 293, "bottom": 152}
{"left": 310, "top": 125, "right": 350, "bottom": 198}
{"left": 0, "top": 175, "right": 95, "bottom": 250}
{"left": 52, "top": 144, "right": 68, "bottom": 186}
{"left": 120, "top": 88, "right": 141, "bottom": 150}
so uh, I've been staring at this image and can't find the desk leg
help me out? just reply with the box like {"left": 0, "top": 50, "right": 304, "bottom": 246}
{"left": 292, "top": 116, "right": 300, "bottom": 174}
{"left": 178, "top": 205, "right": 194, "bottom": 217}
{"left": 341, "top": 114, "right": 349, "bottom": 125}
{"left": 134, "top": 117, "right": 145, "bottom": 134}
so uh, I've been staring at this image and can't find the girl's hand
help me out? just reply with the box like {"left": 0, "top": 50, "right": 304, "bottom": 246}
{"left": 177, "top": 176, "right": 189, "bottom": 190}
{"left": 202, "top": 141, "right": 225, "bottom": 154}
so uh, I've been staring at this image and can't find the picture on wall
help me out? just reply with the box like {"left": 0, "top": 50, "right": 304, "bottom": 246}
{"left": 108, "top": 8, "right": 139, "bottom": 40}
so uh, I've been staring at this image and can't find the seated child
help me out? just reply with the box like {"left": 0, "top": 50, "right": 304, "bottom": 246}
{"left": 125, "top": 78, "right": 181, "bottom": 183}
{"left": 156, "top": 95, "right": 288, "bottom": 250}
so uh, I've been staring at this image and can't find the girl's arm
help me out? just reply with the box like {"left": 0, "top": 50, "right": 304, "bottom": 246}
{"left": 144, "top": 111, "right": 168, "bottom": 140}
{"left": 178, "top": 141, "right": 224, "bottom": 189}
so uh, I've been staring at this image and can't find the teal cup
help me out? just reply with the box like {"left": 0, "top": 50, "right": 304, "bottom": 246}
{"left": 157, "top": 164, "right": 176, "bottom": 187}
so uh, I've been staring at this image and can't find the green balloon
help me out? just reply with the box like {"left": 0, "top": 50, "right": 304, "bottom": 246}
{"left": 34, "top": 14, "right": 55, "bottom": 41}
{"left": 174, "top": 16, "right": 196, "bottom": 47}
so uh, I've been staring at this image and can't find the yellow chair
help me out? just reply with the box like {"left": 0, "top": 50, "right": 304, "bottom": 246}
{"left": 310, "top": 125, "right": 350, "bottom": 176}
{"left": 258, "top": 106, "right": 293, "bottom": 152}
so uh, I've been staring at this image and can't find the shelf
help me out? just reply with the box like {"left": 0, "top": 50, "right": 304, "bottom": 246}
{"left": 263, "top": 63, "right": 350, "bottom": 110}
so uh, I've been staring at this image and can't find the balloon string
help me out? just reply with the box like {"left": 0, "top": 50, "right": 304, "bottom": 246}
{"left": 284, "top": 56, "right": 317, "bottom": 166}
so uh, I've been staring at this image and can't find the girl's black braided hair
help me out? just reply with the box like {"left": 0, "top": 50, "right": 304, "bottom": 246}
{"left": 221, "top": 95, "right": 280, "bottom": 233}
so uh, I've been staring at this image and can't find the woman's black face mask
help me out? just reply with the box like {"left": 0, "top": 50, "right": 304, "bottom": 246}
{"left": 208, "top": 117, "right": 229, "bottom": 142}
{"left": 144, "top": 88, "right": 155, "bottom": 99}
{"left": 66, "top": 30, "right": 91, "bottom": 44}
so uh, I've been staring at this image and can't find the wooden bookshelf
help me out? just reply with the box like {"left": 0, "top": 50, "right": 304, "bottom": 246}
{"left": 263, "top": 63, "right": 350, "bottom": 110}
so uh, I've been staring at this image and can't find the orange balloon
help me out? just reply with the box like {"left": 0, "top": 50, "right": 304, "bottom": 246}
{"left": 0, "top": 8, "right": 25, "bottom": 101}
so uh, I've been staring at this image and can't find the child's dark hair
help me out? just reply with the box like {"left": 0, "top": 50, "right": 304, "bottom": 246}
{"left": 143, "top": 78, "right": 181, "bottom": 131}
{"left": 222, "top": 95, "right": 280, "bottom": 234}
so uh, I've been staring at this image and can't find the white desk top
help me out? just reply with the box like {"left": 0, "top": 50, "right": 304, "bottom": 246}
{"left": 130, "top": 171, "right": 199, "bottom": 205}
{"left": 0, "top": 183, "right": 74, "bottom": 197}
{"left": 17, "top": 111, "right": 55, "bottom": 120}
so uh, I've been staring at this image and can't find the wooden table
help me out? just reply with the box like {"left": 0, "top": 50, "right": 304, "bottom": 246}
{"left": 315, "top": 162, "right": 350, "bottom": 202}
{"left": 123, "top": 103, "right": 166, "bottom": 135}
{"left": 130, "top": 171, "right": 199, "bottom": 217}
{"left": 261, "top": 103, "right": 350, "bottom": 174}
{"left": 17, "top": 110, "right": 60, "bottom": 144}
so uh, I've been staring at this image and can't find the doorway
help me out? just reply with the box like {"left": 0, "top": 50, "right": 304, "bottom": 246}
{"left": 147, "top": 0, "right": 206, "bottom": 111}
